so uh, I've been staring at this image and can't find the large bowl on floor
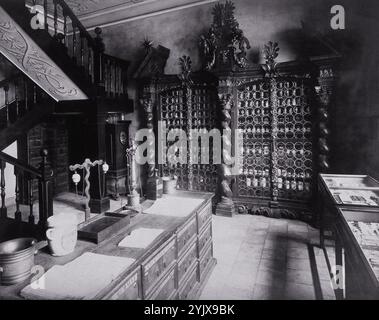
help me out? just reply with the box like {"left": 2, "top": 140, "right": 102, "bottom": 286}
{"left": 0, "top": 238, "right": 45, "bottom": 286}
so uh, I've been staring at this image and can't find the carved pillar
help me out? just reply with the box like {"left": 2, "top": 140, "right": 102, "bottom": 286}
{"left": 186, "top": 85, "right": 193, "bottom": 191}
{"left": 84, "top": 109, "right": 110, "bottom": 213}
{"left": 263, "top": 42, "right": 280, "bottom": 210}
{"left": 316, "top": 65, "right": 336, "bottom": 173}
{"left": 38, "top": 149, "right": 54, "bottom": 231}
{"left": 141, "top": 95, "right": 155, "bottom": 178}
{"left": 269, "top": 77, "right": 279, "bottom": 204}
{"left": 314, "top": 61, "right": 337, "bottom": 228}
{"left": 141, "top": 93, "right": 159, "bottom": 199}
{"left": 216, "top": 90, "right": 236, "bottom": 217}
{"left": 179, "top": 56, "right": 194, "bottom": 191}
{"left": 94, "top": 27, "right": 105, "bottom": 94}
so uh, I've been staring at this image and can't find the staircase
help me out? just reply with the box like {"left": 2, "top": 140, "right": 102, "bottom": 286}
{"left": 0, "top": 72, "right": 54, "bottom": 150}
{"left": 0, "top": 0, "right": 130, "bottom": 241}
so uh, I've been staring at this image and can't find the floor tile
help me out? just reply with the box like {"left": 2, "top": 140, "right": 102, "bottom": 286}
{"left": 252, "top": 284, "right": 284, "bottom": 300}
{"left": 256, "top": 268, "right": 286, "bottom": 289}
{"left": 287, "top": 257, "right": 312, "bottom": 271}
{"left": 287, "top": 239, "right": 308, "bottom": 248}
{"left": 287, "top": 247, "right": 310, "bottom": 259}
{"left": 264, "top": 239, "right": 287, "bottom": 250}
{"left": 284, "top": 283, "right": 316, "bottom": 300}
{"left": 262, "top": 248, "right": 286, "bottom": 261}
{"left": 286, "top": 269, "right": 314, "bottom": 286}
{"left": 259, "top": 258, "right": 286, "bottom": 272}
{"left": 218, "top": 285, "right": 253, "bottom": 300}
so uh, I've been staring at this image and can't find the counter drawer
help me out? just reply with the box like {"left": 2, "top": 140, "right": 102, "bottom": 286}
{"left": 177, "top": 215, "right": 197, "bottom": 256}
{"left": 177, "top": 239, "right": 198, "bottom": 286}
{"left": 146, "top": 266, "right": 177, "bottom": 300}
{"left": 106, "top": 267, "right": 141, "bottom": 300}
{"left": 142, "top": 236, "right": 176, "bottom": 295}
{"left": 197, "top": 202, "right": 212, "bottom": 232}
{"left": 178, "top": 263, "right": 198, "bottom": 300}
{"left": 198, "top": 219, "right": 212, "bottom": 256}
{"left": 198, "top": 242, "right": 213, "bottom": 282}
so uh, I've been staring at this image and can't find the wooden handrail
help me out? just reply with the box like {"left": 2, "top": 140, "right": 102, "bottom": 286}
{"left": 0, "top": 151, "right": 42, "bottom": 178}
{"left": 0, "top": 149, "right": 53, "bottom": 234}
{"left": 55, "top": 0, "right": 96, "bottom": 48}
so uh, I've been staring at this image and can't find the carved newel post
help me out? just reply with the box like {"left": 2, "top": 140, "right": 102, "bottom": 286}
{"left": 94, "top": 27, "right": 105, "bottom": 93}
{"left": 38, "top": 149, "right": 54, "bottom": 230}
{"left": 216, "top": 94, "right": 236, "bottom": 217}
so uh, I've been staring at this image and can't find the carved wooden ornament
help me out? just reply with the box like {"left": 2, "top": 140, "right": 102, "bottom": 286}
{"left": 0, "top": 7, "right": 87, "bottom": 101}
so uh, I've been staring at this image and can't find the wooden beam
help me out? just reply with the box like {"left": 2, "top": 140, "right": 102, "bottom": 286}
{"left": 67, "top": 0, "right": 217, "bottom": 32}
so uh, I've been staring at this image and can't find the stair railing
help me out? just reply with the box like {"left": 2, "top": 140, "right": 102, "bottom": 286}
{"left": 0, "top": 149, "right": 53, "bottom": 234}
{"left": 0, "top": 73, "right": 42, "bottom": 130}
{"left": 28, "top": 0, "right": 129, "bottom": 98}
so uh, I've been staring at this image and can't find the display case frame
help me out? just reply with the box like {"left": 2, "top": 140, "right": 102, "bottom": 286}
{"left": 334, "top": 207, "right": 379, "bottom": 299}
{"left": 318, "top": 173, "right": 379, "bottom": 277}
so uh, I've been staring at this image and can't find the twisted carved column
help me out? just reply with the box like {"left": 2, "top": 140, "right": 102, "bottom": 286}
{"left": 179, "top": 56, "right": 194, "bottom": 191}
{"left": 140, "top": 95, "right": 155, "bottom": 178}
{"left": 186, "top": 85, "right": 193, "bottom": 191}
{"left": 216, "top": 92, "right": 236, "bottom": 216}
{"left": 264, "top": 42, "right": 280, "bottom": 211}
{"left": 270, "top": 77, "right": 279, "bottom": 203}
{"left": 316, "top": 66, "right": 335, "bottom": 172}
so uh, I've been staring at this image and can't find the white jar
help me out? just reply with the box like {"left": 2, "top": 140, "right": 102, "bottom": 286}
{"left": 46, "top": 213, "right": 78, "bottom": 257}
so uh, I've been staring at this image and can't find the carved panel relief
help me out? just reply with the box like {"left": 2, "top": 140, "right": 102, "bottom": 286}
{"left": 0, "top": 7, "right": 87, "bottom": 101}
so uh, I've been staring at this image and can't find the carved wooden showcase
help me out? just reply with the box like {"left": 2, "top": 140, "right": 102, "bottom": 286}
{"left": 140, "top": 69, "right": 220, "bottom": 194}
{"left": 137, "top": 1, "right": 338, "bottom": 221}
{"left": 232, "top": 74, "right": 314, "bottom": 218}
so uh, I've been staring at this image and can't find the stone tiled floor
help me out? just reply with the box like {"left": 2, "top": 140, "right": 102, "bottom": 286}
{"left": 200, "top": 214, "right": 336, "bottom": 300}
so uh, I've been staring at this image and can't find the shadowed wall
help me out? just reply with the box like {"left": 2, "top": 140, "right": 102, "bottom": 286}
{"left": 96, "top": 0, "right": 379, "bottom": 178}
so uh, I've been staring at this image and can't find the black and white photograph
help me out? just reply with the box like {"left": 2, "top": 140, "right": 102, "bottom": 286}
{"left": 0, "top": 0, "right": 378, "bottom": 306}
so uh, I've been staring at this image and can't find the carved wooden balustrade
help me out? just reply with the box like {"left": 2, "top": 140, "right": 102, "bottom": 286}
{"left": 27, "top": 0, "right": 129, "bottom": 98}
{"left": 0, "top": 72, "right": 56, "bottom": 150}
{"left": 0, "top": 149, "right": 53, "bottom": 239}
{"left": 1, "top": 74, "right": 37, "bottom": 127}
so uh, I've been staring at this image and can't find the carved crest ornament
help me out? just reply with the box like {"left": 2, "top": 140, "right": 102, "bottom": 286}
{"left": 262, "top": 41, "right": 280, "bottom": 77}
{"left": 199, "top": 1, "right": 251, "bottom": 70}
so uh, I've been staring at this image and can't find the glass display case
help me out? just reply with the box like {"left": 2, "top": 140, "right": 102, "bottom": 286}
{"left": 318, "top": 173, "right": 379, "bottom": 298}
{"left": 321, "top": 174, "right": 379, "bottom": 190}
{"left": 334, "top": 207, "right": 379, "bottom": 299}
{"left": 319, "top": 174, "right": 379, "bottom": 209}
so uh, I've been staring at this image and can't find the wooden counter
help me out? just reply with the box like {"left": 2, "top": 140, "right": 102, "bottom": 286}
{"left": 0, "top": 191, "right": 216, "bottom": 300}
